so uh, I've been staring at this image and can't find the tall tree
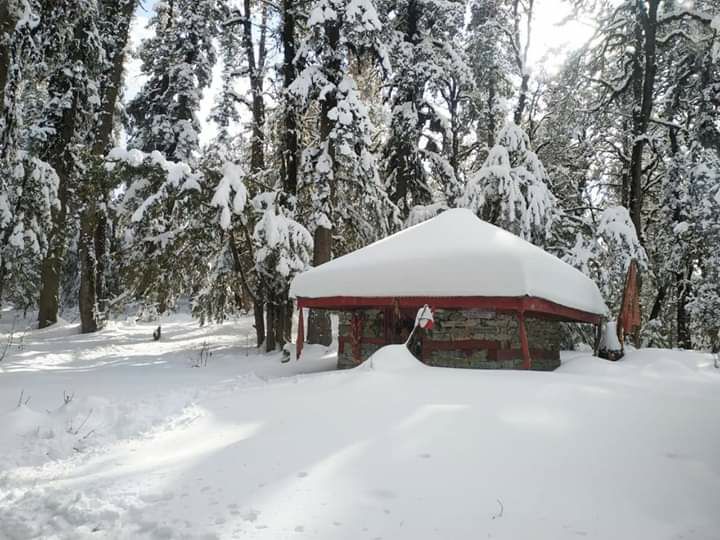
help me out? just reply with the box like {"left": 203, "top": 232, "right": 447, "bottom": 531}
{"left": 35, "top": 0, "right": 104, "bottom": 328}
{"left": 293, "top": 0, "right": 389, "bottom": 344}
{"left": 78, "top": 0, "right": 135, "bottom": 333}
{"left": 379, "top": 0, "right": 468, "bottom": 219}
{"left": 123, "top": 0, "right": 219, "bottom": 313}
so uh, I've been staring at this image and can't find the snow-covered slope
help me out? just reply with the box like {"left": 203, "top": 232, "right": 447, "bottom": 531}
{"left": 1, "top": 314, "right": 718, "bottom": 540}
{"left": 290, "top": 209, "right": 608, "bottom": 315}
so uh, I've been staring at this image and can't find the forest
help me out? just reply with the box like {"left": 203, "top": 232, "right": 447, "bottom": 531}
{"left": 0, "top": 0, "right": 719, "bottom": 352}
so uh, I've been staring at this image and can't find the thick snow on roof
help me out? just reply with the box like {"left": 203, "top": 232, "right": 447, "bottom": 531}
{"left": 291, "top": 208, "right": 608, "bottom": 315}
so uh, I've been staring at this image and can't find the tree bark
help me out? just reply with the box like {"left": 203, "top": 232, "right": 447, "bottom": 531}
{"left": 676, "top": 266, "right": 692, "bottom": 349}
{"left": 94, "top": 205, "right": 107, "bottom": 312}
{"left": 0, "top": 3, "right": 17, "bottom": 125}
{"left": 487, "top": 71, "right": 496, "bottom": 148}
{"left": 38, "top": 54, "right": 80, "bottom": 328}
{"left": 78, "top": 0, "right": 135, "bottom": 332}
{"left": 512, "top": 0, "right": 533, "bottom": 125}
{"left": 239, "top": 0, "right": 269, "bottom": 348}
{"left": 307, "top": 227, "right": 332, "bottom": 345}
{"left": 625, "top": 0, "right": 659, "bottom": 244}
{"left": 265, "top": 301, "right": 276, "bottom": 352}
{"left": 281, "top": 0, "right": 299, "bottom": 196}
{"left": 38, "top": 175, "right": 70, "bottom": 328}
{"left": 306, "top": 19, "right": 339, "bottom": 347}
{"left": 385, "top": 0, "right": 426, "bottom": 217}
{"left": 78, "top": 200, "right": 98, "bottom": 333}
{"left": 254, "top": 302, "right": 265, "bottom": 348}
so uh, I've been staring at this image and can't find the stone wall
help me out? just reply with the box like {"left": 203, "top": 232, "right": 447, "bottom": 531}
{"left": 525, "top": 316, "right": 561, "bottom": 370}
{"left": 337, "top": 310, "right": 385, "bottom": 369}
{"left": 424, "top": 309, "right": 524, "bottom": 369}
{"left": 336, "top": 308, "right": 561, "bottom": 370}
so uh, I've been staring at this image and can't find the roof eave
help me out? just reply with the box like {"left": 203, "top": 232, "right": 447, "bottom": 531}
{"left": 295, "top": 295, "right": 604, "bottom": 325}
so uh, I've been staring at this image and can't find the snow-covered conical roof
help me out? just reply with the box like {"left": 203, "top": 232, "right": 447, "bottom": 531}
{"left": 290, "top": 209, "right": 608, "bottom": 315}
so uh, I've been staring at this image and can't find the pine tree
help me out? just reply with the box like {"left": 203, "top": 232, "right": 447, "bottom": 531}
{"left": 461, "top": 121, "right": 557, "bottom": 247}
{"left": 121, "top": 0, "right": 219, "bottom": 314}
{"left": 33, "top": 0, "right": 104, "bottom": 328}
{"left": 378, "top": 0, "right": 468, "bottom": 219}
{"left": 465, "top": 0, "right": 514, "bottom": 150}
{"left": 78, "top": 0, "right": 135, "bottom": 333}
{"left": 0, "top": 0, "right": 47, "bottom": 308}
{"left": 292, "top": 0, "right": 390, "bottom": 344}
{"left": 127, "top": 0, "right": 218, "bottom": 162}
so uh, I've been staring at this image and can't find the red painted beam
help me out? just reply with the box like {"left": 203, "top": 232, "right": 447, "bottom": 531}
{"left": 296, "top": 307, "right": 304, "bottom": 360}
{"left": 296, "top": 295, "right": 602, "bottom": 325}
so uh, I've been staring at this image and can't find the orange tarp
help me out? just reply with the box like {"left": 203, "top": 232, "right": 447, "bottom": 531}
{"left": 617, "top": 260, "right": 641, "bottom": 345}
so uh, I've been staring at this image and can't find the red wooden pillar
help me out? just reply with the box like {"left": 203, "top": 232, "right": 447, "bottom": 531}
{"left": 518, "top": 311, "right": 531, "bottom": 369}
{"left": 296, "top": 303, "right": 304, "bottom": 360}
{"left": 593, "top": 323, "right": 601, "bottom": 357}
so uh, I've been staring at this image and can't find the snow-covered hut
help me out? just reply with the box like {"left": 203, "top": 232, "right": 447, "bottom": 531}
{"left": 290, "top": 209, "right": 607, "bottom": 370}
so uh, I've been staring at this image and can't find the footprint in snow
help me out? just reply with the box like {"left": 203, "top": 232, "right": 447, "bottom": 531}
{"left": 370, "top": 489, "right": 396, "bottom": 500}
{"left": 140, "top": 491, "right": 174, "bottom": 503}
{"left": 242, "top": 509, "right": 260, "bottom": 522}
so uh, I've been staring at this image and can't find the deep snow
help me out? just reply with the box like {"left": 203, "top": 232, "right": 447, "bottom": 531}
{"left": 290, "top": 209, "right": 608, "bottom": 315}
{"left": 1, "top": 311, "right": 719, "bottom": 540}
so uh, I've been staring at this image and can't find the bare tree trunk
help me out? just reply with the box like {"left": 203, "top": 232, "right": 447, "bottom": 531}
{"left": 273, "top": 299, "right": 290, "bottom": 351}
{"left": 274, "top": 0, "right": 299, "bottom": 352}
{"left": 384, "top": 0, "right": 425, "bottom": 218}
{"left": 281, "top": 0, "right": 299, "bottom": 196}
{"left": 38, "top": 187, "right": 69, "bottom": 327}
{"left": 625, "top": 0, "right": 659, "bottom": 245}
{"left": 487, "top": 71, "right": 496, "bottom": 148}
{"left": 78, "top": 0, "right": 135, "bottom": 332}
{"left": 512, "top": 0, "right": 533, "bottom": 125}
{"left": 307, "top": 228, "right": 332, "bottom": 345}
{"left": 78, "top": 201, "right": 98, "bottom": 333}
{"left": 254, "top": 302, "right": 265, "bottom": 348}
{"left": 94, "top": 206, "right": 107, "bottom": 312}
{"left": 265, "top": 301, "right": 276, "bottom": 351}
{"left": 306, "top": 19, "right": 339, "bottom": 346}
{"left": 38, "top": 78, "right": 77, "bottom": 328}
{"left": 676, "top": 266, "right": 692, "bottom": 349}
{"left": 0, "top": 3, "right": 17, "bottom": 119}
{"left": 239, "top": 0, "right": 269, "bottom": 348}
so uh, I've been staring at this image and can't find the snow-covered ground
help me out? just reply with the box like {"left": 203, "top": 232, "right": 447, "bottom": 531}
{"left": 1, "top": 312, "right": 719, "bottom": 540}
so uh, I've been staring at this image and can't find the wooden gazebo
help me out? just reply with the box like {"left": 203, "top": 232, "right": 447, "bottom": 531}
{"left": 291, "top": 209, "right": 607, "bottom": 370}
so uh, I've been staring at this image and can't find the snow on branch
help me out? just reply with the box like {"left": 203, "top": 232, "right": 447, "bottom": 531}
{"left": 211, "top": 162, "right": 248, "bottom": 230}
{"left": 106, "top": 147, "right": 201, "bottom": 223}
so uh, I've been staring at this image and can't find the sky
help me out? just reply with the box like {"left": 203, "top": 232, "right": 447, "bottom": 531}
{"left": 123, "top": 0, "right": 591, "bottom": 148}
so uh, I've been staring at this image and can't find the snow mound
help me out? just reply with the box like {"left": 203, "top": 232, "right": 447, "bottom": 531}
{"left": 369, "top": 345, "right": 423, "bottom": 371}
{"left": 291, "top": 208, "right": 608, "bottom": 316}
